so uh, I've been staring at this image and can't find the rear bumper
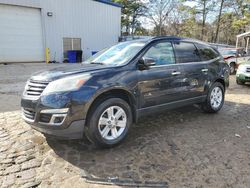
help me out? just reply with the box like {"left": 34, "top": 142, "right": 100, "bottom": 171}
{"left": 28, "top": 119, "right": 85, "bottom": 139}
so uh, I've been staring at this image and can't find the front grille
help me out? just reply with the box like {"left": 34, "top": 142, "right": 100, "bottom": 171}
{"left": 24, "top": 80, "right": 49, "bottom": 98}
{"left": 22, "top": 108, "right": 36, "bottom": 121}
{"left": 246, "top": 68, "right": 250, "bottom": 73}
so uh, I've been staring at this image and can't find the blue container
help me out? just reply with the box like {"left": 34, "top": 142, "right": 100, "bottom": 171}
{"left": 68, "top": 51, "right": 77, "bottom": 63}
{"left": 92, "top": 51, "right": 98, "bottom": 56}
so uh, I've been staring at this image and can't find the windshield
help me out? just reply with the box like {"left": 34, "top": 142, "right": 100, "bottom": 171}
{"left": 220, "top": 50, "right": 237, "bottom": 55}
{"left": 84, "top": 41, "right": 146, "bottom": 66}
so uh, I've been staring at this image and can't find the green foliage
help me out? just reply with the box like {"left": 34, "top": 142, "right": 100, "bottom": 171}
{"left": 113, "top": 0, "right": 250, "bottom": 44}
{"left": 143, "top": 0, "right": 177, "bottom": 36}
{"left": 113, "top": 0, "right": 146, "bottom": 35}
{"left": 232, "top": 0, "right": 250, "bottom": 31}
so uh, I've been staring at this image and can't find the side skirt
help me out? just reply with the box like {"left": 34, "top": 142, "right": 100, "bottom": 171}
{"left": 136, "top": 96, "right": 207, "bottom": 120}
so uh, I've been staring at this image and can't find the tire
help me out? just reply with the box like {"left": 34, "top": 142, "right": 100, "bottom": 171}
{"left": 84, "top": 98, "right": 132, "bottom": 148}
{"left": 229, "top": 62, "right": 236, "bottom": 75}
{"left": 201, "top": 82, "right": 225, "bottom": 113}
{"left": 236, "top": 79, "right": 245, "bottom": 85}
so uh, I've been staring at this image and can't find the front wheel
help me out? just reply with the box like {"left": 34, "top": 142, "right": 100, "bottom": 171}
{"left": 201, "top": 82, "right": 225, "bottom": 113}
{"left": 84, "top": 98, "right": 132, "bottom": 148}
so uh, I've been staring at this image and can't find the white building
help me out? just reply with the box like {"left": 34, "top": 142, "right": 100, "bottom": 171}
{"left": 0, "top": 0, "right": 121, "bottom": 63}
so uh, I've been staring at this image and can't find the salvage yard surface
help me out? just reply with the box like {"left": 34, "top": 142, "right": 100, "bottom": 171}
{"left": 0, "top": 63, "right": 250, "bottom": 187}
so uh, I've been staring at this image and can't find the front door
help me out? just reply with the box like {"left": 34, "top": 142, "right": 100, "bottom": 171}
{"left": 137, "top": 41, "right": 184, "bottom": 108}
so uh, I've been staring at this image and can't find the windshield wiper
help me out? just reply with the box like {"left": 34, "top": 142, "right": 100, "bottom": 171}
{"left": 90, "top": 62, "right": 104, "bottom": 65}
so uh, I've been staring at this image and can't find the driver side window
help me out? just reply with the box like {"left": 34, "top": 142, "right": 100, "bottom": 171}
{"left": 143, "top": 42, "right": 175, "bottom": 66}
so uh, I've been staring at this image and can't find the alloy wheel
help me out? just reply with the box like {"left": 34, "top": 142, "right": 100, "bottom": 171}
{"left": 98, "top": 106, "right": 127, "bottom": 141}
{"left": 210, "top": 86, "right": 223, "bottom": 109}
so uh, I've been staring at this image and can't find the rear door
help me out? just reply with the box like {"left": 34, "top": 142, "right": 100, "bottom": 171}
{"left": 173, "top": 41, "right": 208, "bottom": 99}
{"left": 196, "top": 43, "right": 225, "bottom": 85}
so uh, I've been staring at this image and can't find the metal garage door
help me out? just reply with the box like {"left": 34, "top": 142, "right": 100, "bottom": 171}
{"left": 0, "top": 4, "right": 44, "bottom": 62}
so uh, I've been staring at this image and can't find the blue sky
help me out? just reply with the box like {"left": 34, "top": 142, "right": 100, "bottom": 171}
{"left": 184, "top": 1, "right": 197, "bottom": 7}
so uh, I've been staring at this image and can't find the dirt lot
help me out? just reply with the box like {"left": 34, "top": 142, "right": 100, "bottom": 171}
{"left": 0, "top": 63, "right": 250, "bottom": 188}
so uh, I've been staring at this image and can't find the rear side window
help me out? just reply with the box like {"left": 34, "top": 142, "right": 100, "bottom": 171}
{"left": 173, "top": 42, "right": 200, "bottom": 63}
{"left": 196, "top": 44, "right": 219, "bottom": 61}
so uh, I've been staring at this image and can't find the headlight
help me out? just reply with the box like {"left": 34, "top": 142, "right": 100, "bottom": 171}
{"left": 42, "top": 74, "right": 91, "bottom": 95}
{"left": 237, "top": 65, "right": 246, "bottom": 73}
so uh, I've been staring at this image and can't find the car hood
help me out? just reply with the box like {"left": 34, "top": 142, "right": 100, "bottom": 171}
{"left": 30, "top": 63, "right": 113, "bottom": 81}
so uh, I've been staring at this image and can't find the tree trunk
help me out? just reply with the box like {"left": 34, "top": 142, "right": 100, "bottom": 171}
{"left": 201, "top": 0, "right": 207, "bottom": 40}
{"left": 159, "top": 16, "right": 162, "bottom": 36}
{"left": 214, "top": 0, "right": 224, "bottom": 43}
{"left": 131, "top": 16, "right": 136, "bottom": 37}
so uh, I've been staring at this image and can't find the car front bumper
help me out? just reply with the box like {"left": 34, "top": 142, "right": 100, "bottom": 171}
{"left": 236, "top": 73, "right": 250, "bottom": 82}
{"left": 21, "top": 94, "right": 88, "bottom": 139}
{"left": 29, "top": 119, "right": 85, "bottom": 139}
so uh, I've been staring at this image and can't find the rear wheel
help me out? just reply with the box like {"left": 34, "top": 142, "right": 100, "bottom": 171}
{"left": 229, "top": 62, "right": 236, "bottom": 75}
{"left": 201, "top": 82, "right": 225, "bottom": 113}
{"left": 84, "top": 98, "right": 132, "bottom": 148}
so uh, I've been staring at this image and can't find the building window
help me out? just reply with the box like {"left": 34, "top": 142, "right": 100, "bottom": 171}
{"left": 63, "top": 38, "right": 81, "bottom": 58}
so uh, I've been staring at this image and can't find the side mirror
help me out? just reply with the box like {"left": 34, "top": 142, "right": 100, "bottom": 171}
{"left": 138, "top": 57, "right": 156, "bottom": 70}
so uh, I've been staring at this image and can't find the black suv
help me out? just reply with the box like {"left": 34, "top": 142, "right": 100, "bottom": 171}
{"left": 21, "top": 37, "right": 230, "bottom": 147}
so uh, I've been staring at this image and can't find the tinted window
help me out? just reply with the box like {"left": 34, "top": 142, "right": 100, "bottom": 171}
{"left": 143, "top": 42, "right": 175, "bottom": 66}
{"left": 173, "top": 42, "right": 200, "bottom": 63}
{"left": 196, "top": 44, "right": 219, "bottom": 61}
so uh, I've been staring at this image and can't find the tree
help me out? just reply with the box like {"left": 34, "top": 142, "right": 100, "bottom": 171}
{"left": 114, "top": 0, "right": 250, "bottom": 44}
{"left": 211, "top": 0, "right": 250, "bottom": 44}
{"left": 113, "top": 0, "right": 145, "bottom": 36}
{"left": 214, "top": 0, "right": 225, "bottom": 43}
{"left": 186, "top": 0, "right": 215, "bottom": 40}
{"left": 231, "top": 0, "right": 250, "bottom": 32}
{"left": 162, "top": 4, "right": 199, "bottom": 37}
{"left": 134, "top": 24, "right": 149, "bottom": 35}
{"left": 219, "top": 13, "right": 238, "bottom": 44}
{"left": 143, "top": 0, "right": 176, "bottom": 36}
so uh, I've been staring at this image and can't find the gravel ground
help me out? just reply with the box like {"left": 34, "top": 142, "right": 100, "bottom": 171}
{"left": 0, "top": 63, "right": 250, "bottom": 188}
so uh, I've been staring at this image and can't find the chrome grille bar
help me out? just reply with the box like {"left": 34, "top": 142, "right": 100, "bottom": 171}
{"left": 24, "top": 80, "right": 49, "bottom": 99}
{"left": 22, "top": 108, "right": 36, "bottom": 122}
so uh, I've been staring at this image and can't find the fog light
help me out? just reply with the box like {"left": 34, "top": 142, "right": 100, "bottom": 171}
{"left": 39, "top": 110, "right": 67, "bottom": 126}
{"left": 54, "top": 116, "right": 64, "bottom": 124}
{"left": 49, "top": 114, "right": 67, "bottom": 126}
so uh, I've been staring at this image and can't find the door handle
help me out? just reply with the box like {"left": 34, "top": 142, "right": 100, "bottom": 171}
{"left": 171, "top": 71, "right": 181, "bottom": 76}
{"left": 201, "top": 68, "right": 208, "bottom": 72}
